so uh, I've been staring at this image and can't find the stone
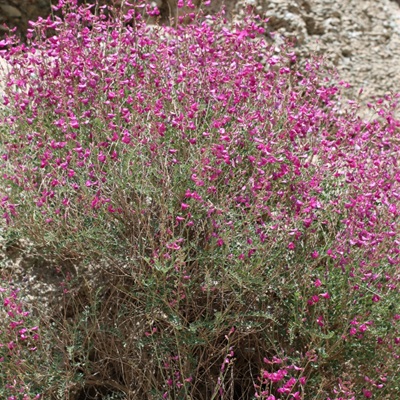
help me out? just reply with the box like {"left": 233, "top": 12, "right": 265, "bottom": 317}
{"left": 0, "top": 4, "right": 22, "bottom": 18}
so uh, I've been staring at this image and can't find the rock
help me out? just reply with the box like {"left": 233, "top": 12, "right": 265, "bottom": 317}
{"left": 0, "top": 56, "right": 10, "bottom": 109}
{"left": 0, "top": 4, "right": 22, "bottom": 18}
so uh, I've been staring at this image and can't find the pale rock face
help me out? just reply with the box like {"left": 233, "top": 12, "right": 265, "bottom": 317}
{"left": 0, "top": 4, "right": 22, "bottom": 18}
{"left": 0, "top": 56, "right": 10, "bottom": 109}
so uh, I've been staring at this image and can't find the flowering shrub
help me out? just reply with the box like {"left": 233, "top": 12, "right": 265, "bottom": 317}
{"left": 0, "top": 0, "right": 399, "bottom": 398}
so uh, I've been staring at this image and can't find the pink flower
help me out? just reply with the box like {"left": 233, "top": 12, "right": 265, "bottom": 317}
{"left": 308, "top": 295, "right": 320, "bottom": 306}
{"left": 70, "top": 119, "right": 79, "bottom": 129}
{"left": 263, "top": 369, "right": 287, "bottom": 383}
{"left": 181, "top": 203, "right": 190, "bottom": 210}
{"left": 299, "top": 376, "right": 306, "bottom": 386}
{"left": 362, "top": 388, "right": 372, "bottom": 398}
